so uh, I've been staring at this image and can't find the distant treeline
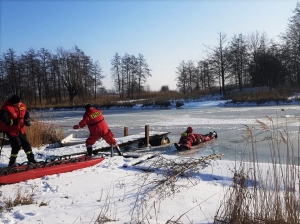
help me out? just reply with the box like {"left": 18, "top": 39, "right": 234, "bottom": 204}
{"left": 175, "top": 2, "right": 300, "bottom": 95}
{"left": 0, "top": 46, "right": 105, "bottom": 105}
{"left": 0, "top": 45, "right": 151, "bottom": 105}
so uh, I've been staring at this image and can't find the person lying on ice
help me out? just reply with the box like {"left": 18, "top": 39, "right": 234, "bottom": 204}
{"left": 176, "top": 126, "right": 217, "bottom": 149}
{"left": 73, "top": 104, "right": 122, "bottom": 156}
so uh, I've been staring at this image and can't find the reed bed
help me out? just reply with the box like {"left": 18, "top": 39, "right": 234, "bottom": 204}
{"left": 214, "top": 116, "right": 300, "bottom": 223}
{"left": 25, "top": 118, "right": 64, "bottom": 148}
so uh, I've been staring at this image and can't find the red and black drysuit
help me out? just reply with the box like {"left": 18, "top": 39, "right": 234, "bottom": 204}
{"left": 75, "top": 107, "right": 117, "bottom": 155}
{"left": 178, "top": 131, "right": 214, "bottom": 149}
{"left": 0, "top": 100, "right": 36, "bottom": 166}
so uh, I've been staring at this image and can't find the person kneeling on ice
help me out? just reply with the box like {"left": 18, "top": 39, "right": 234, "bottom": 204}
{"left": 73, "top": 104, "right": 122, "bottom": 156}
{"left": 175, "top": 126, "right": 217, "bottom": 150}
{"left": 0, "top": 95, "right": 37, "bottom": 166}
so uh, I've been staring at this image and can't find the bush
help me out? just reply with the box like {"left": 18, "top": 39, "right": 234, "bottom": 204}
{"left": 176, "top": 101, "right": 184, "bottom": 107}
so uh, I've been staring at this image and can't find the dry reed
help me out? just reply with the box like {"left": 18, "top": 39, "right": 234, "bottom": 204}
{"left": 214, "top": 117, "right": 300, "bottom": 223}
{"left": 25, "top": 118, "right": 64, "bottom": 148}
{"left": 0, "top": 187, "right": 36, "bottom": 212}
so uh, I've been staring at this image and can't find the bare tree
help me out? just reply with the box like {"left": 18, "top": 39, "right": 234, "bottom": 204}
{"left": 3, "top": 49, "right": 21, "bottom": 96}
{"left": 130, "top": 55, "right": 138, "bottom": 98}
{"left": 228, "top": 34, "right": 249, "bottom": 91}
{"left": 122, "top": 53, "right": 131, "bottom": 98}
{"left": 22, "top": 48, "right": 40, "bottom": 104}
{"left": 185, "top": 60, "right": 197, "bottom": 92}
{"left": 111, "top": 53, "right": 152, "bottom": 99}
{"left": 205, "top": 32, "right": 231, "bottom": 95}
{"left": 91, "top": 60, "right": 104, "bottom": 100}
{"left": 49, "top": 54, "right": 62, "bottom": 104}
{"left": 111, "top": 53, "right": 123, "bottom": 98}
{"left": 281, "top": 2, "right": 300, "bottom": 85}
{"left": 38, "top": 48, "right": 52, "bottom": 104}
{"left": 247, "top": 32, "right": 276, "bottom": 88}
{"left": 56, "top": 46, "right": 100, "bottom": 104}
{"left": 136, "top": 53, "right": 151, "bottom": 96}
{"left": 176, "top": 60, "right": 188, "bottom": 94}
{"left": 249, "top": 41, "right": 287, "bottom": 88}
{"left": 247, "top": 31, "right": 266, "bottom": 86}
{"left": 197, "top": 59, "right": 214, "bottom": 92}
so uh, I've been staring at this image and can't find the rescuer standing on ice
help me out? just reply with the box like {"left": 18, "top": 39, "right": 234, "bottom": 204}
{"left": 73, "top": 104, "right": 122, "bottom": 156}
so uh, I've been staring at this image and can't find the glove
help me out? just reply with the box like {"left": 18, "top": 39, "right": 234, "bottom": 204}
{"left": 24, "top": 119, "right": 31, "bottom": 126}
{"left": 10, "top": 119, "right": 19, "bottom": 126}
{"left": 73, "top": 125, "right": 79, "bottom": 130}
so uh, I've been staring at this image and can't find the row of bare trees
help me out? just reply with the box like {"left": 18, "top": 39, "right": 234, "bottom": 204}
{"left": 176, "top": 2, "right": 300, "bottom": 95}
{"left": 111, "top": 53, "right": 151, "bottom": 99}
{"left": 0, "top": 47, "right": 152, "bottom": 105}
{"left": 0, "top": 45, "right": 104, "bottom": 105}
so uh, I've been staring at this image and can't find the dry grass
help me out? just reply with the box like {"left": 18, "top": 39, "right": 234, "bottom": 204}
{"left": 26, "top": 117, "right": 64, "bottom": 147}
{"left": 214, "top": 117, "right": 300, "bottom": 223}
{"left": 94, "top": 192, "right": 118, "bottom": 223}
{"left": 227, "top": 88, "right": 297, "bottom": 104}
{"left": 0, "top": 187, "right": 36, "bottom": 212}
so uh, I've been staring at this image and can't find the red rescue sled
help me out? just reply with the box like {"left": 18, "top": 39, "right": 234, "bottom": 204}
{"left": 0, "top": 156, "right": 105, "bottom": 185}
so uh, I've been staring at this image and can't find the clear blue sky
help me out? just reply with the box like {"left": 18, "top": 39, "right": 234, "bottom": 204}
{"left": 1, "top": 0, "right": 298, "bottom": 91}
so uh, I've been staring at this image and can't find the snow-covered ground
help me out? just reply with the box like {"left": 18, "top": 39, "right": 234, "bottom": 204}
{"left": 0, "top": 97, "right": 300, "bottom": 223}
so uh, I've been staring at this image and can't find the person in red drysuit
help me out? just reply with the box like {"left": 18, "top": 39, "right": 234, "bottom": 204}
{"left": 73, "top": 104, "right": 122, "bottom": 156}
{"left": 178, "top": 126, "right": 216, "bottom": 149}
{"left": 0, "top": 95, "right": 36, "bottom": 166}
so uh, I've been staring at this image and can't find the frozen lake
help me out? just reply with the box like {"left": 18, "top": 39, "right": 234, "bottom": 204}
{"left": 34, "top": 101, "right": 300, "bottom": 163}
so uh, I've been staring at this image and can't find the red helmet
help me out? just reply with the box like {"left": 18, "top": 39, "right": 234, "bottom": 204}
{"left": 187, "top": 126, "right": 193, "bottom": 133}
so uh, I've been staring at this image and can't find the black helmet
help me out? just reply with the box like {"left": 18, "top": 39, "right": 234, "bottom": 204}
{"left": 9, "top": 95, "right": 21, "bottom": 104}
{"left": 85, "top": 103, "right": 92, "bottom": 110}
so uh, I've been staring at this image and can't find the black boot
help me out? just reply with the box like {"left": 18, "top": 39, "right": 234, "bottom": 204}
{"left": 27, "top": 153, "right": 37, "bottom": 164}
{"left": 87, "top": 147, "right": 93, "bottom": 156}
{"left": 8, "top": 157, "right": 17, "bottom": 167}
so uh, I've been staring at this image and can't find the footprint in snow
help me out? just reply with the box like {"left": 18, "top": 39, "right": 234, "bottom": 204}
{"left": 13, "top": 209, "right": 25, "bottom": 220}
{"left": 41, "top": 181, "right": 58, "bottom": 193}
